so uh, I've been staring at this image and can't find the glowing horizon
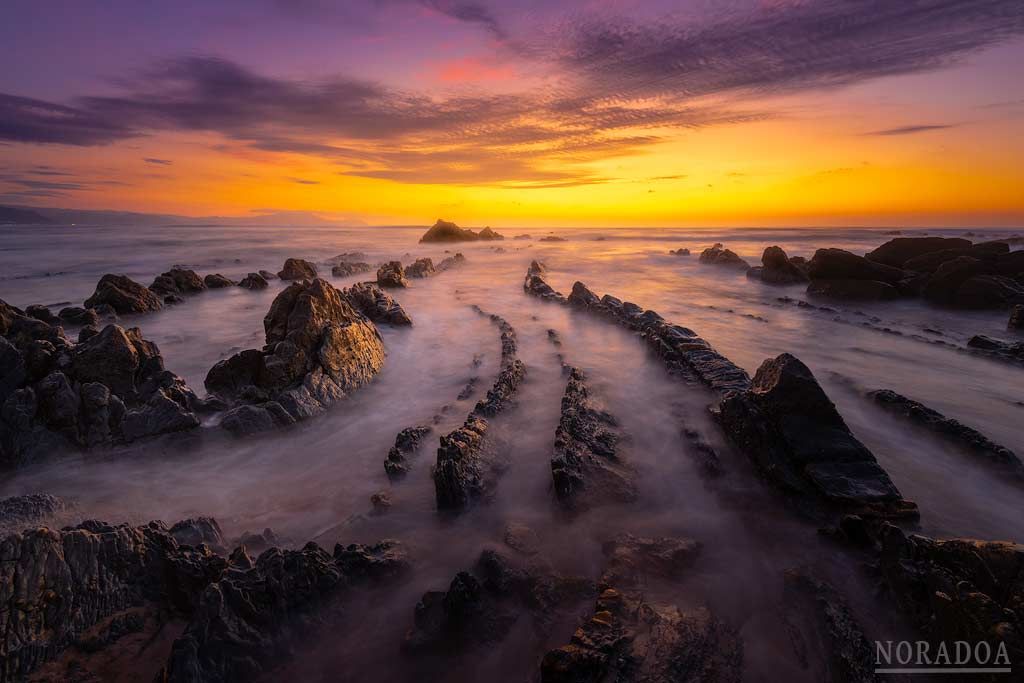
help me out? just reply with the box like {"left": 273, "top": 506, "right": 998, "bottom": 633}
{"left": 2, "top": 0, "right": 1023, "bottom": 228}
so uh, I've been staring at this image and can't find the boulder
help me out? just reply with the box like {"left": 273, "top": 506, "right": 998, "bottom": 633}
{"left": 203, "top": 273, "right": 235, "bottom": 288}
{"left": 385, "top": 424, "right": 432, "bottom": 478}
{"left": 951, "top": 274, "right": 1024, "bottom": 309}
{"left": 477, "top": 227, "right": 504, "bottom": 240}
{"left": 277, "top": 257, "right": 317, "bottom": 280}
{"left": 219, "top": 402, "right": 295, "bottom": 436}
{"left": 1010, "top": 304, "right": 1024, "bottom": 330}
{"left": 539, "top": 235, "right": 567, "bottom": 242}
{"left": 752, "top": 245, "right": 808, "bottom": 285}
{"left": 405, "top": 257, "right": 436, "bottom": 278}
{"left": 0, "top": 493, "right": 68, "bottom": 531}
{"left": 866, "top": 236, "right": 972, "bottom": 268}
{"left": 806, "top": 248, "right": 904, "bottom": 284}
{"left": 436, "top": 252, "right": 467, "bottom": 271}
{"left": 58, "top": 306, "right": 99, "bottom": 328}
{"left": 967, "top": 334, "right": 1024, "bottom": 363}
{"left": 524, "top": 262, "right": 565, "bottom": 302}
{"left": 24, "top": 304, "right": 60, "bottom": 326}
{"left": 84, "top": 274, "right": 162, "bottom": 314}
{"left": 150, "top": 268, "right": 205, "bottom": 296}
{"left": 237, "top": 271, "right": 269, "bottom": 290}
{"left": 698, "top": 243, "right": 750, "bottom": 268}
{"left": 716, "top": 353, "right": 916, "bottom": 520}
{"left": 433, "top": 415, "right": 493, "bottom": 510}
{"left": 903, "top": 240, "right": 1010, "bottom": 273}
{"left": 669, "top": 248, "right": 691, "bottom": 255}
{"left": 806, "top": 279, "right": 900, "bottom": 301}
{"left": 258, "top": 269, "right": 277, "bottom": 280}
{"left": 343, "top": 282, "right": 412, "bottom": 326}
{"left": 331, "top": 261, "right": 373, "bottom": 277}
{"left": 419, "top": 219, "right": 503, "bottom": 243}
{"left": 376, "top": 261, "right": 408, "bottom": 288}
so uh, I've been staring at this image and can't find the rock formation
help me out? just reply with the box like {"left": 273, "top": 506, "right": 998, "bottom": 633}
{"left": 716, "top": 353, "right": 917, "bottom": 520}
{"left": 523, "top": 261, "right": 564, "bottom": 301}
{"left": 1011, "top": 304, "right": 1024, "bottom": 329}
{"left": 58, "top": 306, "right": 100, "bottom": 328}
{"left": 84, "top": 274, "right": 163, "bottom": 314}
{"left": 203, "top": 273, "right": 235, "bottom": 288}
{"left": 405, "top": 257, "right": 436, "bottom": 278}
{"left": 150, "top": 268, "right": 206, "bottom": 298}
{"left": 967, "top": 334, "right": 1024, "bottom": 363}
{"left": 419, "top": 219, "right": 504, "bottom": 243}
{"left": 204, "top": 278, "right": 385, "bottom": 431}
{"left": 376, "top": 261, "right": 408, "bottom": 288}
{"left": 237, "top": 272, "right": 269, "bottom": 290}
{"left": 385, "top": 424, "right": 432, "bottom": 478}
{"left": 699, "top": 243, "right": 751, "bottom": 268}
{"left": 331, "top": 261, "right": 373, "bottom": 277}
{"left": 669, "top": 248, "right": 691, "bottom": 255}
{"left": 436, "top": 252, "right": 467, "bottom": 271}
{"left": 277, "top": 257, "right": 317, "bottom": 280}
{"left": 747, "top": 245, "right": 808, "bottom": 285}
{"left": 866, "top": 236, "right": 972, "bottom": 268}
{"left": 342, "top": 282, "right": 413, "bottom": 326}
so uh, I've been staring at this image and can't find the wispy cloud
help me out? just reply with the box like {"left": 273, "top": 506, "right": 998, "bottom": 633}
{"left": 0, "top": 93, "right": 133, "bottom": 146}
{"left": 864, "top": 124, "right": 956, "bottom": 136}
{"left": 144, "top": 157, "right": 173, "bottom": 164}
{"left": 289, "top": 177, "right": 320, "bottom": 184}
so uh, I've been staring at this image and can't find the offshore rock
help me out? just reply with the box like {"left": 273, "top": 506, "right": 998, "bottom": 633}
{"left": 716, "top": 353, "right": 916, "bottom": 520}
{"left": 57, "top": 306, "right": 100, "bottom": 328}
{"left": 436, "top": 252, "right": 467, "bottom": 271}
{"left": 237, "top": 272, "right": 269, "bottom": 290}
{"left": 434, "top": 415, "right": 493, "bottom": 510}
{"left": 524, "top": 261, "right": 565, "bottom": 302}
{"left": 150, "top": 268, "right": 205, "bottom": 297}
{"left": 331, "top": 261, "right": 373, "bottom": 277}
{"left": 84, "top": 274, "right": 162, "bottom": 314}
{"left": 419, "top": 219, "right": 503, "bottom": 243}
{"left": 551, "top": 368, "right": 636, "bottom": 509}
{"left": 342, "top": 282, "right": 412, "bottom": 326}
{"left": 277, "top": 257, "right": 317, "bottom": 280}
{"left": 203, "top": 273, "right": 235, "bottom": 288}
{"left": 751, "top": 245, "right": 808, "bottom": 285}
{"left": 903, "top": 240, "right": 1010, "bottom": 273}
{"left": 385, "top": 424, "right": 432, "bottom": 478}
{"left": 376, "top": 261, "right": 409, "bottom": 288}
{"left": 967, "top": 334, "right": 1024, "bottom": 363}
{"left": 405, "top": 257, "right": 436, "bottom": 278}
{"left": 1010, "top": 304, "right": 1024, "bottom": 329}
{"left": 866, "top": 236, "right": 972, "bottom": 268}
{"left": 699, "top": 243, "right": 750, "bottom": 269}
{"left": 806, "top": 248, "right": 905, "bottom": 284}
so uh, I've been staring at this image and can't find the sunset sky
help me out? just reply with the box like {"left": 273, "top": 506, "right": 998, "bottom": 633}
{"left": 2, "top": 0, "right": 1023, "bottom": 227}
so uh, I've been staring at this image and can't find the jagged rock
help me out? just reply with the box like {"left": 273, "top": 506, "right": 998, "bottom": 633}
{"left": 903, "top": 240, "right": 1010, "bottom": 273}
{"left": 405, "top": 257, "right": 436, "bottom": 278}
{"left": 699, "top": 243, "right": 750, "bottom": 269}
{"left": 204, "top": 278, "right": 385, "bottom": 426}
{"left": 237, "top": 272, "right": 269, "bottom": 290}
{"left": 84, "top": 274, "right": 162, "bottom": 314}
{"left": 781, "top": 569, "right": 880, "bottom": 683}
{"left": 866, "top": 236, "right": 972, "bottom": 268}
{"left": 551, "top": 368, "right": 635, "bottom": 509}
{"left": 599, "top": 534, "right": 701, "bottom": 588}
{"left": 716, "top": 353, "right": 917, "bottom": 520}
{"left": 471, "top": 311, "right": 525, "bottom": 417}
{"left": 277, "top": 257, "right": 317, "bottom": 280}
{"left": 370, "top": 491, "right": 392, "bottom": 513}
{"left": 539, "top": 235, "right": 567, "bottom": 242}
{"left": 404, "top": 549, "right": 590, "bottom": 653}
{"left": 951, "top": 274, "right": 1024, "bottom": 308}
{"left": 436, "top": 252, "right": 467, "bottom": 271}
{"left": 150, "top": 268, "right": 205, "bottom": 297}
{"left": 807, "top": 279, "right": 900, "bottom": 301}
{"left": 503, "top": 522, "right": 540, "bottom": 556}
{"left": 0, "top": 519, "right": 227, "bottom": 680}
{"left": 169, "top": 517, "right": 227, "bottom": 553}
{"left": 235, "top": 528, "right": 282, "bottom": 555}
{"left": 751, "top": 246, "right": 808, "bottom": 285}
{"left": 219, "top": 402, "right": 295, "bottom": 436}
{"left": 25, "top": 304, "right": 60, "bottom": 326}
{"left": 57, "top": 306, "right": 99, "bottom": 328}
{"left": 161, "top": 540, "right": 409, "bottom": 682}
{"left": 419, "top": 219, "right": 503, "bottom": 243}
{"left": 203, "top": 273, "right": 235, "bottom": 288}
{"left": 331, "top": 261, "right": 372, "bottom": 277}
{"left": 807, "top": 249, "right": 905, "bottom": 284}
{"left": 967, "top": 334, "right": 1024, "bottom": 362}
{"left": 669, "top": 248, "right": 691, "bottom": 255}
{"left": 258, "top": 269, "right": 277, "bottom": 280}
{"left": 385, "top": 424, "right": 432, "bottom": 478}
{"left": 1010, "top": 304, "right": 1024, "bottom": 330}
{"left": 434, "top": 415, "right": 493, "bottom": 510}
{"left": 342, "top": 282, "right": 412, "bottom": 326}
{"left": 376, "top": 261, "right": 408, "bottom": 288}
{"left": 0, "top": 493, "right": 68, "bottom": 531}
{"left": 868, "top": 389, "right": 1022, "bottom": 475}
{"left": 514, "top": 234, "right": 531, "bottom": 240}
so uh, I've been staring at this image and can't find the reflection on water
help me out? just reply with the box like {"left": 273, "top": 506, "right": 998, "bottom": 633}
{"left": 1, "top": 224, "right": 1022, "bottom": 681}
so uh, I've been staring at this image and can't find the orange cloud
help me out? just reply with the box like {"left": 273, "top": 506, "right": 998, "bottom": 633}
{"left": 433, "top": 56, "right": 516, "bottom": 83}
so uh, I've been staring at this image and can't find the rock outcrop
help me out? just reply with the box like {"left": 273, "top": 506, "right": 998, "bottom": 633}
{"left": 669, "top": 248, "right": 690, "bottom": 255}
{"left": 747, "top": 246, "right": 808, "bottom": 285}
{"left": 237, "top": 272, "right": 269, "bottom": 290}
{"left": 150, "top": 268, "right": 205, "bottom": 298}
{"left": 716, "top": 353, "right": 917, "bottom": 520}
{"left": 419, "top": 219, "right": 504, "bottom": 243}
{"left": 551, "top": 368, "right": 636, "bottom": 509}
{"left": 471, "top": 310, "right": 525, "bottom": 417}
{"left": 203, "top": 273, "right": 235, "bottom": 288}
{"left": 57, "top": 306, "right": 100, "bottom": 328}
{"left": 523, "top": 261, "right": 564, "bottom": 301}
{"left": 0, "top": 493, "right": 69, "bottom": 533}
{"left": 967, "top": 334, "right": 1024, "bottom": 363}
{"left": 807, "top": 249, "right": 905, "bottom": 284}
{"left": 376, "top": 261, "right": 408, "bottom": 288}
{"left": 331, "top": 261, "right": 373, "bottom": 277}
{"left": 436, "top": 252, "right": 467, "bottom": 271}
{"left": 405, "top": 258, "right": 436, "bottom": 278}
{"left": 84, "top": 274, "right": 162, "bottom": 314}
{"left": 342, "top": 282, "right": 412, "bottom": 326}
{"left": 204, "top": 278, "right": 385, "bottom": 429}
{"left": 1011, "top": 304, "right": 1024, "bottom": 330}
{"left": 385, "top": 424, "right": 432, "bottom": 478}
{"left": 434, "top": 415, "right": 494, "bottom": 510}
{"left": 868, "top": 388, "right": 1022, "bottom": 476}
{"left": 277, "top": 258, "right": 317, "bottom": 280}
{"left": 699, "top": 243, "right": 750, "bottom": 269}
{"left": 807, "top": 279, "right": 900, "bottom": 301}
{"left": 866, "top": 236, "right": 972, "bottom": 268}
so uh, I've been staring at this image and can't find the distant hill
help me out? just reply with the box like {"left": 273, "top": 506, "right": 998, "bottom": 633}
{"left": 0, "top": 206, "right": 52, "bottom": 225}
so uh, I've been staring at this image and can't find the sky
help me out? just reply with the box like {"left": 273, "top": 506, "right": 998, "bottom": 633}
{"left": 1, "top": 0, "right": 1023, "bottom": 227}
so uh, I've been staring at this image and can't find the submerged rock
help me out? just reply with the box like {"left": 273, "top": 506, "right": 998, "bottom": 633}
{"left": 551, "top": 367, "right": 636, "bottom": 509}
{"left": 436, "top": 252, "right": 467, "bottom": 271}
{"left": 866, "top": 236, "right": 972, "bottom": 268}
{"left": 669, "top": 247, "right": 691, "bottom": 256}
{"left": 331, "top": 261, "right": 373, "bottom": 277}
{"left": 750, "top": 245, "right": 808, "bottom": 285}
{"left": 203, "top": 273, "right": 235, "bottom": 288}
{"left": 699, "top": 243, "right": 750, "bottom": 269}
{"left": 807, "top": 279, "right": 900, "bottom": 301}
{"left": 385, "top": 424, "right": 433, "bottom": 478}
{"left": 150, "top": 267, "right": 205, "bottom": 297}
{"left": 472, "top": 311, "right": 526, "bottom": 418}
{"left": 716, "top": 353, "right": 917, "bottom": 520}
{"left": 342, "top": 281, "right": 412, "bottom": 326}
{"left": 237, "top": 271, "right": 269, "bottom": 290}
{"left": 419, "top": 219, "right": 504, "bottom": 243}
{"left": 967, "top": 334, "right": 1024, "bottom": 363}
{"left": 377, "top": 260, "right": 409, "bottom": 288}
{"left": 84, "top": 274, "right": 163, "bottom": 314}
{"left": 807, "top": 248, "right": 905, "bottom": 284}
{"left": 405, "top": 257, "right": 436, "bottom": 278}
{"left": 277, "top": 257, "right": 317, "bottom": 280}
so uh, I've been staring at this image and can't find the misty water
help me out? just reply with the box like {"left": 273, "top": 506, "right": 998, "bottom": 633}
{"left": 2, "top": 224, "right": 1023, "bottom": 681}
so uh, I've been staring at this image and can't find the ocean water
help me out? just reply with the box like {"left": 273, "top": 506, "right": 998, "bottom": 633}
{"left": 1, "top": 223, "right": 1022, "bottom": 681}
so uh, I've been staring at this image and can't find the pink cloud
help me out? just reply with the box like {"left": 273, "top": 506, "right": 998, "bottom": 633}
{"left": 433, "top": 56, "right": 516, "bottom": 83}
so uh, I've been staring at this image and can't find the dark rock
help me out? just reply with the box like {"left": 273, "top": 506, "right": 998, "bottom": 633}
{"left": 277, "top": 257, "right": 317, "bottom": 280}
{"left": 807, "top": 249, "right": 904, "bottom": 284}
{"left": 699, "top": 243, "right": 751, "bottom": 268}
{"left": 203, "top": 273, "right": 235, "bottom": 288}
{"left": 503, "top": 522, "right": 540, "bottom": 555}
{"left": 162, "top": 293, "right": 185, "bottom": 305}
{"left": 539, "top": 235, "right": 567, "bottom": 242}
{"left": 436, "top": 252, "right": 467, "bottom": 271}
{"left": 807, "top": 279, "right": 900, "bottom": 301}
{"left": 551, "top": 367, "right": 636, "bottom": 509}
{"left": 84, "top": 274, "right": 162, "bottom": 314}
{"left": 434, "top": 415, "right": 493, "bottom": 510}
{"left": 866, "top": 236, "right": 972, "bottom": 268}
{"left": 405, "top": 257, "right": 436, "bottom": 278}
{"left": 235, "top": 528, "right": 281, "bottom": 554}
{"left": 967, "top": 334, "right": 1024, "bottom": 363}
{"left": 1010, "top": 304, "right": 1024, "bottom": 330}
{"left": 903, "top": 240, "right": 1010, "bottom": 273}
{"left": 385, "top": 424, "right": 432, "bottom": 478}
{"left": 478, "top": 227, "right": 504, "bottom": 240}
{"left": 370, "top": 491, "right": 392, "bottom": 513}
{"left": 219, "top": 402, "right": 295, "bottom": 436}
{"left": 0, "top": 493, "right": 68, "bottom": 530}
{"left": 420, "top": 219, "right": 503, "bottom": 243}
{"left": 258, "top": 269, "right": 277, "bottom": 280}
{"left": 599, "top": 534, "right": 701, "bottom": 588}
{"left": 342, "top": 282, "right": 412, "bottom": 326}
{"left": 58, "top": 306, "right": 99, "bottom": 328}
{"left": 471, "top": 311, "right": 525, "bottom": 417}
{"left": 716, "top": 353, "right": 917, "bottom": 520}
{"left": 524, "top": 261, "right": 565, "bottom": 301}
{"left": 951, "top": 274, "right": 1024, "bottom": 309}
{"left": 922, "top": 255, "right": 986, "bottom": 304}
{"left": 868, "top": 388, "right": 1022, "bottom": 476}
{"left": 169, "top": 517, "right": 227, "bottom": 553}
{"left": 25, "top": 304, "right": 60, "bottom": 326}
{"left": 376, "top": 261, "right": 408, "bottom": 288}
{"left": 754, "top": 245, "right": 808, "bottom": 285}
{"left": 669, "top": 248, "right": 691, "bottom": 255}
{"left": 237, "top": 271, "right": 269, "bottom": 290}
{"left": 150, "top": 268, "right": 205, "bottom": 296}
{"left": 331, "top": 261, "right": 372, "bottom": 277}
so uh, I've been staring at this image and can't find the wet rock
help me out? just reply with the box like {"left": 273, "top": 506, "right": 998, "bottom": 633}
{"left": 277, "top": 257, "right": 317, "bottom": 280}
{"left": 1010, "top": 304, "right": 1024, "bottom": 330}
{"left": 258, "top": 269, "right": 277, "bottom": 280}
{"left": 376, "top": 260, "right": 408, "bottom": 288}
{"left": 699, "top": 243, "right": 751, "bottom": 269}
{"left": 951, "top": 274, "right": 1024, "bottom": 309}
{"left": 219, "top": 402, "right": 295, "bottom": 436}
{"left": 669, "top": 248, "right": 691, "bottom": 255}
{"left": 807, "top": 279, "right": 900, "bottom": 301}
{"left": 524, "top": 261, "right": 565, "bottom": 302}
{"left": 436, "top": 252, "right": 467, "bottom": 271}
{"left": 539, "top": 235, "right": 567, "bottom": 242}
{"left": 716, "top": 353, "right": 917, "bottom": 520}
{"left": 551, "top": 367, "right": 636, "bottom": 509}
{"left": 342, "top": 282, "right": 412, "bottom": 326}
{"left": 471, "top": 310, "right": 525, "bottom": 417}
{"left": 235, "top": 528, "right": 282, "bottom": 555}
{"left": 370, "top": 490, "right": 392, "bottom": 513}
{"left": 0, "top": 492, "right": 68, "bottom": 530}
{"left": 806, "top": 249, "right": 905, "bottom": 284}
{"left": 434, "top": 415, "right": 494, "bottom": 510}
{"left": 25, "top": 304, "right": 60, "bottom": 326}
{"left": 84, "top": 274, "right": 163, "bottom": 314}
{"left": 203, "top": 273, "right": 235, "bottom": 288}
{"left": 903, "top": 240, "right": 1010, "bottom": 273}
{"left": 405, "top": 257, "right": 436, "bottom": 278}
{"left": 58, "top": 306, "right": 100, "bottom": 328}
{"left": 420, "top": 219, "right": 504, "bottom": 243}
{"left": 204, "top": 278, "right": 385, "bottom": 425}
{"left": 331, "top": 261, "right": 373, "bottom": 277}
{"left": 385, "top": 424, "right": 432, "bottom": 478}
{"left": 169, "top": 517, "right": 227, "bottom": 553}
{"left": 237, "top": 271, "right": 269, "bottom": 290}
{"left": 866, "top": 236, "right": 972, "bottom": 268}
{"left": 503, "top": 522, "right": 540, "bottom": 556}
{"left": 967, "top": 334, "right": 1024, "bottom": 363}
{"left": 752, "top": 245, "right": 808, "bottom": 285}
{"left": 150, "top": 267, "right": 205, "bottom": 297}
{"left": 599, "top": 534, "right": 701, "bottom": 588}
{"left": 869, "top": 388, "right": 1022, "bottom": 476}
{"left": 161, "top": 540, "right": 409, "bottom": 682}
